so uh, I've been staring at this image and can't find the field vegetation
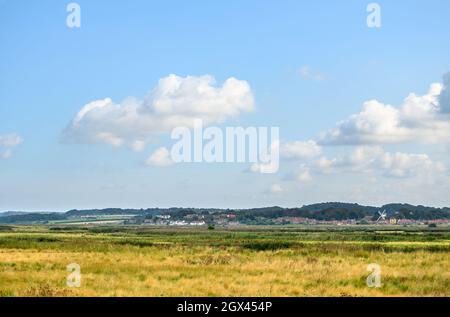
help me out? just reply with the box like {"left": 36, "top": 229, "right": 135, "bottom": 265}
{"left": 0, "top": 225, "right": 449, "bottom": 297}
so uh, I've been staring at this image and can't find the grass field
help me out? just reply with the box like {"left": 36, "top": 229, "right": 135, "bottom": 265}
{"left": 0, "top": 225, "right": 449, "bottom": 297}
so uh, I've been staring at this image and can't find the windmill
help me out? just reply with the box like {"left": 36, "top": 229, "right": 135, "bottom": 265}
{"left": 376, "top": 210, "right": 387, "bottom": 223}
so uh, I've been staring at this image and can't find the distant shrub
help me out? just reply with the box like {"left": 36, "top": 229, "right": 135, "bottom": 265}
{"left": 49, "top": 226, "right": 85, "bottom": 231}
{"left": 242, "top": 241, "right": 293, "bottom": 251}
{"left": 88, "top": 227, "right": 127, "bottom": 233}
{"left": 36, "top": 237, "right": 60, "bottom": 243}
{"left": 114, "top": 239, "right": 154, "bottom": 247}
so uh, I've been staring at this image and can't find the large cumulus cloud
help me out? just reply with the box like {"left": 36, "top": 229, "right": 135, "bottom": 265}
{"left": 320, "top": 73, "right": 450, "bottom": 145}
{"left": 63, "top": 74, "right": 255, "bottom": 150}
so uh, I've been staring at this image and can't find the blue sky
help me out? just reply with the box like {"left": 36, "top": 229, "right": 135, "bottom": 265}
{"left": 1, "top": 0, "right": 450, "bottom": 211}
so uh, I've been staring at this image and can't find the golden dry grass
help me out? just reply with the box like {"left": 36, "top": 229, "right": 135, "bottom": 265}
{"left": 0, "top": 227, "right": 449, "bottom": 297}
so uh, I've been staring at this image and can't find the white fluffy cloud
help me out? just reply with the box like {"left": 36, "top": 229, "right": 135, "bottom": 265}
{"left": 0, "top": 133, "right": 23, "bottom": 159}
{"left": 146, "top": 147, "right": 174, "bottom": 167}
{"left": 315, "top": 146, "right": 445, "bottom": 178}
{"left": 250, "top": 140, "right": 321, "bottom": 174}
{"left": 320, "top": 75, "right": 450, "bottom": 145}
{"left": 280, "top": 140, "right": 321, "bottom": 159}
{"left": 380, "top": 152, "right": 445, "bottom": 178}
{"left": 64, "top": 74, "right": 255, "bottom": 150}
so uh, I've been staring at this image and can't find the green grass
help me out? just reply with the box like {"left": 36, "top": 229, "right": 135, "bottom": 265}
{"left": 0, "top": 225, "right": 449, "bottom": 296}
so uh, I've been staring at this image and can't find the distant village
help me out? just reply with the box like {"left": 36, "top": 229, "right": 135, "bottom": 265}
{"left": 124, "top": 212, "right": 450, "bottom": 227}
{"left": 2, "top": 203, "right": 450, "bottom": 226}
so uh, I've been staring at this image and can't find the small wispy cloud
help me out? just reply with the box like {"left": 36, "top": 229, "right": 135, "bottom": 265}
{"left": 299, "top": 65, "right": 326, "bottom": 81}
{"left": 269, "top": 183, "right": 284, "bottom": 194}
{"left": 0, "top": 133, "right": 23, "bottom": 159}
{"left": 146, "top": 147, "right": 174, "bottom": 167}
